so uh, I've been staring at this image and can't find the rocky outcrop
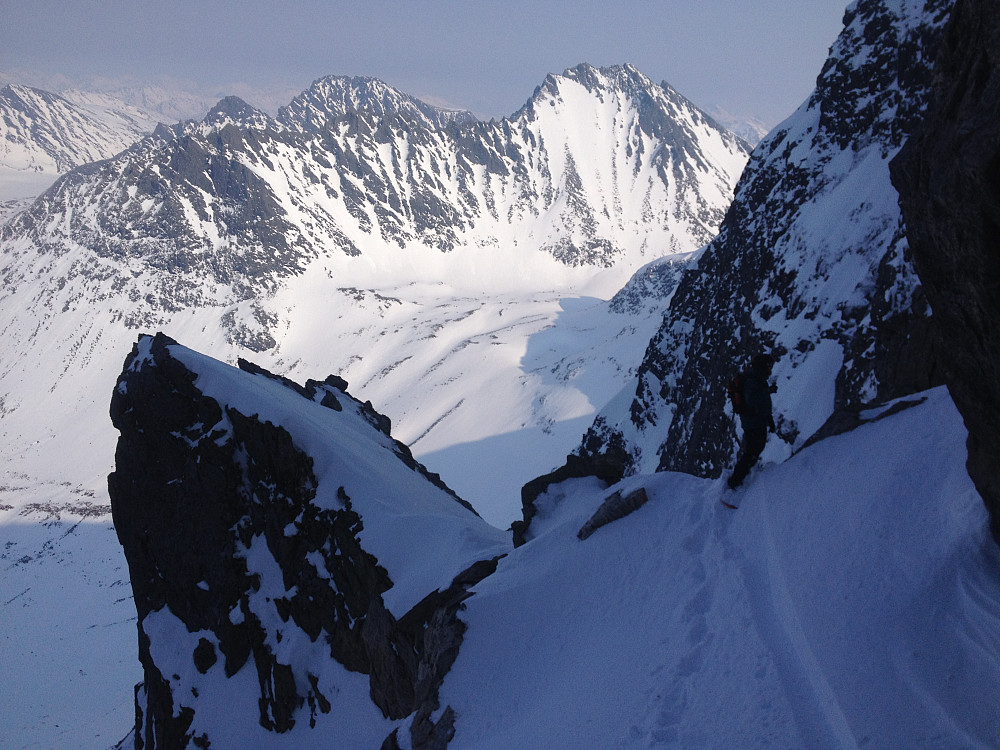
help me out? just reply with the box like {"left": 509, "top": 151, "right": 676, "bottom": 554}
{"left": 514, "top": 449, "right": 627, "bottom": 546}
{"left": 890, "top": 0, "right": 1000, "bottom": 544}
{"left": 577, "top": 487, "right": 649, "bottom": 541}
{"left": 108, "top": 333, "right": 500, "bottom": 748}
{"left": 574, "top": 0, "right": 952, "bottom": 481}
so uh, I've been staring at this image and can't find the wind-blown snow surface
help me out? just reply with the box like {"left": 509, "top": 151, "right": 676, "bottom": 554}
{"left": 441, "top": 386, "right": 1000, "bottom": 749}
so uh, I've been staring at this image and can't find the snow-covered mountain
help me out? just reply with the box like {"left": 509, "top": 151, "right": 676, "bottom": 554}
{"left": 0, "top": 65, "right": 746, "bottom": 747}
{"left": 0, "top": 83, "right": 157, "bottom": 199}
{"left": 705, "top": 105, "right": 771, "bottom": 146}
{"left": 278, "top": 75, "right": 479, "bottom": 132}
{"left": 0, "top": 63, "right": 748, "bottom": 522}
{"left": 4, "top": 64, "right": 746, "bottom": 304}
{"left": 572, "top": 0, "right": 953, "bottom": 488}
{"left": 94, "top": 83, "right": 221, "bottom": 124}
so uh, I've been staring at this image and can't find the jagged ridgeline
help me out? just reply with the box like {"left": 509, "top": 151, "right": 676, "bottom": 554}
{"left": 575, "top": 0, "right": 954, "bottom": 482}
{"left": 1, "top": 64, "right": 748, "bottom": 342}
{"left": 0, "top": 83, "right": 156, "bottom": 173}
{"left": 108, "top": 333, "right": 509, "bottom": 748}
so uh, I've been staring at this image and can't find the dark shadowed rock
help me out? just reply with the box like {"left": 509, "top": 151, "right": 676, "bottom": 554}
{"left": 108, "top": 333, "right": 500, "bottom": 748}
{"left": 578, "top": 487, "right": 650, "bottom": 541}
{"left": 890, "top": 0, "right": 1000, "bottom": 544}
{"left": 513, "top": 449, "right": 627, "bottom": 546}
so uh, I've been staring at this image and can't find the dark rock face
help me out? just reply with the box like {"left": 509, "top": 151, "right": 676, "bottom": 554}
{"left": 108, "top": 333, "right": 498, "bottom": 748}
{"left": 574, "top": 0, "right": 952, "bottom": 481}
{"left": 577, "top": 487, "right": 649, "bottom": 541}
{"left": 110, "top": 333, "right": 386, "bottom": 743}
{"left": 890, "top": 0, "right": 1000, "bottom": 544}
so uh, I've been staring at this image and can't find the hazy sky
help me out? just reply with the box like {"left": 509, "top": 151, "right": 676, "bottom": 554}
{"left": 0, "top": 1, "right": 849, "bottom": 126}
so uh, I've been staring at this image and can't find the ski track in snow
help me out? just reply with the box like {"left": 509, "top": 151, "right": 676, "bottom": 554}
{"left": 737, "top": 501, "right": 857, "bottom": 749}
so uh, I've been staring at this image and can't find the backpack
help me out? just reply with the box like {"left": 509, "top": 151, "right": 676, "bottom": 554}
{"left": 727, "top": 372, "right": 747, "bottom": 414}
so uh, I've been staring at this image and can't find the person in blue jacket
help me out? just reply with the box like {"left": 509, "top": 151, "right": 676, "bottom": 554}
{"left": 727, "top": 353, "right": 776, "bottom": 489}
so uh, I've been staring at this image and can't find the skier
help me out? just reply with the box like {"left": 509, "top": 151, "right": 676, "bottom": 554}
{"left": 727, "top": 353, "right": 776, "bottom": 490}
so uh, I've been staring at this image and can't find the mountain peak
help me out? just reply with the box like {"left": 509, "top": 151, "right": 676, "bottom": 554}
{"left": 203, "top": 95, "right": 274, "bottom": 130}
{"left": 561, "top": 62, "right": 654, "bottom": 92}
{"left": 277, "top": 74, "right": 478, "bottom": 132}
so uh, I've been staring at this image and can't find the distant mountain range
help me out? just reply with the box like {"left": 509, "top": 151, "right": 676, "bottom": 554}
{"left": 0, "top": 83, "right": 157, "bottom": 174}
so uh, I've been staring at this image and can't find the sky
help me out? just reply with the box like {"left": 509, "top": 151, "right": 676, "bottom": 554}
{"left": 1, "top": 1, "right": 849, "bottom": 128}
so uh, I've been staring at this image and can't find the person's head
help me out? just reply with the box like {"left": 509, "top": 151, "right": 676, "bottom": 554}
{"left": 751, "top": 353, "right": 774, "bottom": 375}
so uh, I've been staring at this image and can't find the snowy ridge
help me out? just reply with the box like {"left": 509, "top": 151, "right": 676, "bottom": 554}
{"left": 579, "top": 0, "right": 953, "bottom": 479}
{"left": 278, "top": 75, "right": 479, "bottom": 132}
{"left": 0, "top": 83, "right": 155, "bottom": 199}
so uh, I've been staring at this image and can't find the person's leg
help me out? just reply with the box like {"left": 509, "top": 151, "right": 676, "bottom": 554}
{"left": 728, "top": 428, "right": 766, "bottom": 488}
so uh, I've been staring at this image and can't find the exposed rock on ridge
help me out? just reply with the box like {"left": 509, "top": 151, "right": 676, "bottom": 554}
{"left": 278, "top": 75, "right": 478, "bottom": 132}
{"left": 890, "top": 0, "right": 1000, "bottom": 543}
{"left": 108, "top": 333, "right": 503, "bottom": 748}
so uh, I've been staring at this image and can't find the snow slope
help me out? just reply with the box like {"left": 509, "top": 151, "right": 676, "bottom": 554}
{"left": 0, "top": 83, "right": 155, "bottom": 200}
{"left": 5, "top": 360, "right": 997, "bottom": 748}
{"left": 100, "top": 341, "right": 1000, "bottom": 748}
{"left": 441, "top": 386, "right": 1000, "bottom": 748}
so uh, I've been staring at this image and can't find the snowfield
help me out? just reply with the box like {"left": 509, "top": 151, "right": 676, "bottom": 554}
{"left": 441, "top": 386, "right": 1000, "bottom": 749}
